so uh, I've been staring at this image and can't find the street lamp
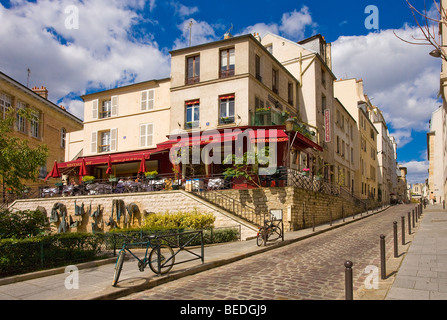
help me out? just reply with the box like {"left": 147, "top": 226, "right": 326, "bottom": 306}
{"left": 285, "top": 117, "right": 295, "bottom": 133}
{"left": 429, "top": 48, "right": 442, "bottom": 58}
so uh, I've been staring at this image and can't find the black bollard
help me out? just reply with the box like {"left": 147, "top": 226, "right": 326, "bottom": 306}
{"left": 401, "top": 216, "right": 405, "bottom": 245}
{"left": 408, "top": 212, "right": 411, "bottom": 235}
{"left": 393, "top": 221, "right": 398, "bottom": 258}
{"left": 380, "top": 234, "right": 386, "bottom": 280}
{"left": 412, "top": 209, "right": 415, "bottom": 228}
{"left": 345, "top": 260, "right": 353, "bottom": 300}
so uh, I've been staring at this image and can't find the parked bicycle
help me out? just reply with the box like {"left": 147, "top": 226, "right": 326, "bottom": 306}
{"left": 256, "top": 219, "right": 283, "bottom": 247}
{"left": 112, "top": 233, "right": 175, "bottom": 287}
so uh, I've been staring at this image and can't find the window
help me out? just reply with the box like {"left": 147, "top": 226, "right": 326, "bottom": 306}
{"left": 100, "top": 100, "right": 111, "bottom": 119}
{"left": 99, "top": 131, "right": 111, "bottom": 153}
{"left": 255, "top": 55, "right": 262, "bottom": 82}
{"left": 272, "top": 69, "right": 278, "bottom": 94}
{"left": 141, "top": 89, "right": 154, "bottom": 111}
{"left": 220, "top": 48, "right": 235, "bottom": 78}
{"left": 265, "top": 44, "right": 273, "bottom": 54}
{"left": 93, "top": 96, "right": 118, "bottom": 119}
{"left": 219, "top": 95, "right": 235, "bottom": 124}
{"left": 185, "top": 100, "right": 200, "bottom": 129}
{"left": 93, "top": 129, "right": 117, "bottom": 153}
{"left": 0, "top": 92, "right": 11, "bottom": 119}
{"left": 61, "top": 128, "right": 66, "bottom": 148}
{"left": 186, "top": 55, "right": 200, "bottom": 84}
{"left": 30, "top": 110, "right": 40, "bottom": 138}
{"left": 16, "top": 101, "right": 26, "bottom": 133}
{"left": 321, "top": 68, "right": 326, "bottom": 87}
{"left": 287, "top": 82, "right": 293, "bottom": 105}
{"left": 140, "top": 123, "right": 154, "bottom": 147}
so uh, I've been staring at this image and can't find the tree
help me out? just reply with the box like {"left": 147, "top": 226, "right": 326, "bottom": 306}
{"left": 0, "top": 108, "right": 48, "bottom": 195}
{"left": 394, "top": 0, "right": 447, "bottom": 61}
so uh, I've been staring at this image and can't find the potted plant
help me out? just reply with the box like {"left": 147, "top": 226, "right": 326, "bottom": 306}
{"left": 145, "top": 170, "right": 158, "bottom": 179}
{"left": 255, "top": 107, "right": 271, "bottom": 115}
{"left": 301, "top": 168, "right": 310, "bottom": 176}
{"left": 82, "top": 175, "right": 95, "bottom": 184}
{"left": 220, "top": 116, "right": 233, "bottom": 124}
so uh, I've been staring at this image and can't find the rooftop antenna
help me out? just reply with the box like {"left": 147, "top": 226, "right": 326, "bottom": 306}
{"left": 188, "top": 20, "right": 194, "bottom": 46}
{"left": 27, "top": 68, "right": 31, "bottom": 87}
{"left": 223, "top": 24, "right": 233, "bottom": 39}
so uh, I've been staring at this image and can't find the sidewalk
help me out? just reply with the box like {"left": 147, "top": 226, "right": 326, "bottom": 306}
{"left": 385, "top": 203, "right": 447, "bottom": 300}
{"left": 0, "top": 203, "right": 443, "bottom": 300}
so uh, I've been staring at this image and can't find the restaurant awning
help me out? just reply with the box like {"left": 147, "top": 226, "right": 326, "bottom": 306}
{"left": 55, "top": 126, "right": 322, "bottom": 171}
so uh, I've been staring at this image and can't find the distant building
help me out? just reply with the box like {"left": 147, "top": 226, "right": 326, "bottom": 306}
{"left": 0, "top": 71, "right": 83, "bottom": 199}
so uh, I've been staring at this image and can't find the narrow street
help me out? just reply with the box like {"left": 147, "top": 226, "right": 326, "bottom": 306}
{"left": 123, "top": 204, "right": 416, "bottom": 300}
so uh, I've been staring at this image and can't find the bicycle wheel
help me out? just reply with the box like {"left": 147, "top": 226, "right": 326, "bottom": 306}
{"left": 269, "top": 224, "right": 282, "bottom": 241}
{"left": 256, "top": 228, "right": 266, "bottom": 246}
{"left": 148, "top": 244, "right": 175, "bottom": 274}
{"left": 112, "top": 250, "right": 125, "bottom": 287}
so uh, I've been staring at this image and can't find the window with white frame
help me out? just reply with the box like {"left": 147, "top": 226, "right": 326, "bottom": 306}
{"left": 92, "top": 128, "right": 117, "bottom": 153}
{"left": 92, "top": 96, "right": 118, "bottom": 119}
{"left": 30, "top": 110, "right": 40, "bottom": 138}
{"left": 140, "top": 123, "right": 154, "bottom": 147}
{"left": 0, "top": 92, "right": 12, "bottom": 119}
{"left": 16, "top": 101, "right": 26, "bottom": 133}
{"left": 219, "top": 95, "right": 235, "bottom": 124}
{"left": 185, "top": 100, "right": 200, "bottom": 128}
{"left": 141, "top": 89, "right": 155, "bottom": 111}
{"left": 220, "top": 48, "right": 235, "bottom": 78}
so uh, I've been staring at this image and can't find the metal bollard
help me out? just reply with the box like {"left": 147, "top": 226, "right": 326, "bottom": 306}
{"left": 393, "top": 221, "right": 398, "bottom": 258}
{"left": 408, "top": 212, "right": 411, "bottom": 235}
{"left": 416, "top": 206, "right": 418, "bottom": 223}
{"left": 380, "top": 234, "right": 386, "bottom": 280}
{"left": 401, "top": 216, "right": 405, "bottom": 245}
{"left": 412, "top": 209, "right": 415, "bottom": 228}
{"left": 345, "top": 260, "right": 353, "bottom": 300}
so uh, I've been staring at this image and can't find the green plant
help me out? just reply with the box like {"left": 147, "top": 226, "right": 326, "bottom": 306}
{"left": 145, "top": 170, "right": 158, "bottom": 176}
{"left": 82, "top": 175, "right": 95, "bottom": 182}
{"left": 0, "top": 209, "right": 49, "bottom": 239}
{"left": 143, "top": 209, "right": 215, "bottom": 230}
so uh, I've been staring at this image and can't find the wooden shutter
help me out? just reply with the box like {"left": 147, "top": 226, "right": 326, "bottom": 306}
{"left": 111, "top": 95, "right": 118, "bottom": 116}
{"left": 141, "top": 91, "right": 147, "bottom": 110}
{"left": 92, "top": 99, "right": 98, "bottom": 119}
{"left": 110, "top": 128, "right": 117, "bottom": 151}
{"left": 148, "top": 89, "right": 154, "bottom": 110}
{"left": 91, "top": 131, "right": 97, "bottom": 153}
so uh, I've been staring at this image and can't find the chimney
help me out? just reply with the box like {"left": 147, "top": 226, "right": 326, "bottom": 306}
{"left": 32, "top": 86, "right": 48, "bottom": 99}
{"left": 253, "top": 32, "right": 261, "bottom": 42}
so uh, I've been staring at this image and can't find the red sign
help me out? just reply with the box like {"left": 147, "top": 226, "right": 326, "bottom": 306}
{"left": 324, "top": 109, "right": 331, "bottom": 143}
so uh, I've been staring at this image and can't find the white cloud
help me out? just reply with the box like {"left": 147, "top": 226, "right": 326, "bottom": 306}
{"left": 332, "top": 26, "right": 441, "bottom": 143}
{"left": 279, "top": 7, "right": 316, "bottom": 40}
{"left": 171, "top": 1, "right": 199, "bottom": 18}
{"left": 0, "top": 0, "right": 171, "bottom": 120}
{"left": 238, "top": 6, "right": 315, "bottom": 41}
{"left": 400, "top": 160, "right": 429, "bottom": 185}
{"left": 173, "top": 18, "right": 218, "bottom": 49}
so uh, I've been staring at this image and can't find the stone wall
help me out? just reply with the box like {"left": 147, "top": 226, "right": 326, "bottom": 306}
{"left": 9, "top": 190, "right": 258, "bottom": 240}
{"left": 218, "top": 187, "right": 365, "bottom": 231}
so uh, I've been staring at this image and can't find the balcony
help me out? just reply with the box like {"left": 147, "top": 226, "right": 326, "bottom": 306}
{"left": 250, "top": 108, "right": 289, "bottom": 126}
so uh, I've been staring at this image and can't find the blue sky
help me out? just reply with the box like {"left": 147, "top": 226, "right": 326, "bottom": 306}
{"left": 0, "top": 0, "right": 442, "bottom": 184}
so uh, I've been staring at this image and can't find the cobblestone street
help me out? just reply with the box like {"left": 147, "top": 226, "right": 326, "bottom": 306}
{"left": 123, "top": 204, "right": 416, "bottom": 300}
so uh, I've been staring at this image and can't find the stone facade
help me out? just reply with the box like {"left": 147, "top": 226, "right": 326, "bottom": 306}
{"left": 218, "top": 186, "right": 365, "bottom": 231}
{"left": 9, "top": 190, "right": 258, "bottom": 240}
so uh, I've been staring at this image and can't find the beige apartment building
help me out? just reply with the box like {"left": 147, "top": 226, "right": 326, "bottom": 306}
{"left": 334, "top": 78, "right": 379, "bottom": 201}
{"left": 0, "top": 71, "right": 83, "bottom": 198}
{"left": 260, "top": 33, "right": 335, "bottom": 179}
{"left": 369, "top": 106, "right": 398, "bottom": 204}
{"left": 62, "top": 33, "right": 323, "bottom": 181}
{"left": 65, "top": 78, "right": 171, "bottom": 178}
{"left": 333, "top": 98, "right": 357, "bottom": 193}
